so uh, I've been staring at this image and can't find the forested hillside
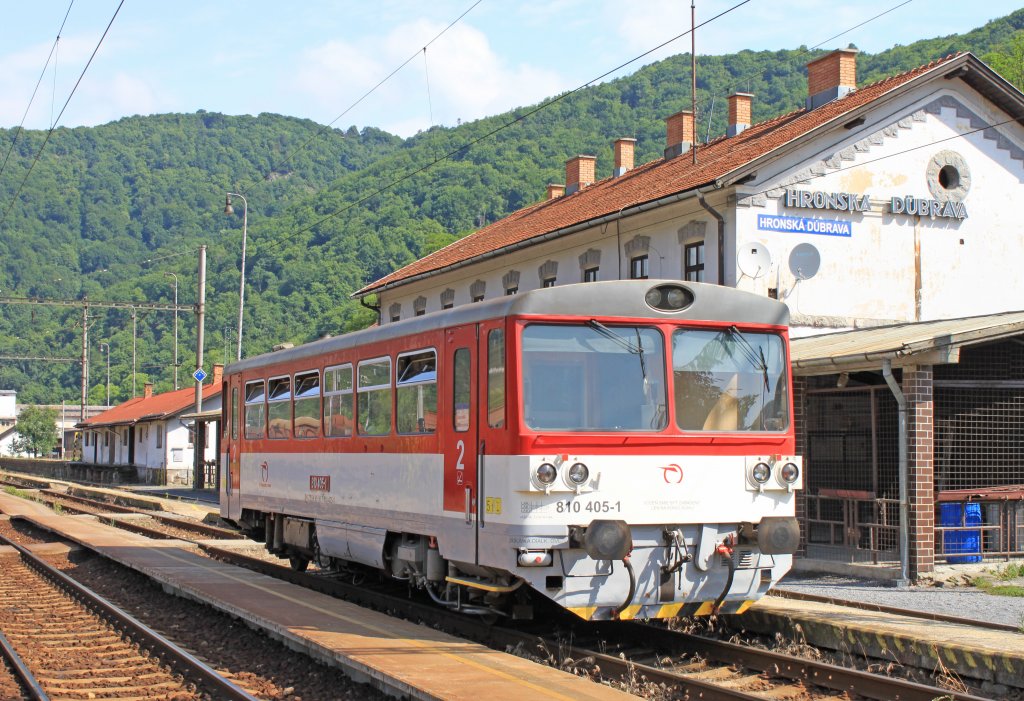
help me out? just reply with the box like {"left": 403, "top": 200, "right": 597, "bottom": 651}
{"left": 1, "top": 9, "right": 1022, "bottom": 405}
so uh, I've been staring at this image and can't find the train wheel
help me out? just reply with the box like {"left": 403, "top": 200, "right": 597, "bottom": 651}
{"left": 289, "top": 555, "right": 310, "bottom": 572}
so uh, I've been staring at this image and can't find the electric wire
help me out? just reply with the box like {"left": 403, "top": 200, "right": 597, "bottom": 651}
{"left": 251, "top": 0, "right": 754, "bottom": 263}
{"left": 0, "top": 0, "right": 75, "bottom": 183}
{"left": 229, "top": 0, "right": 484, "bottom": 198}
{"left": 0, "top": 0, "right": 126, "bottom": 231}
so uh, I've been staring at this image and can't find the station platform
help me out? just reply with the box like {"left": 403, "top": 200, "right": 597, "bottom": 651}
{"left": 741, "top": 594, "right": 1024, "bottom": 692}
{"left": 0, "top": 492, "right": 632, "bottom": 701}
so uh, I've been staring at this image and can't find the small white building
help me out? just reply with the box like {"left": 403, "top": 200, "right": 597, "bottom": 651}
{"left": 78, "top": 366, "right": 223, "bottom": 485}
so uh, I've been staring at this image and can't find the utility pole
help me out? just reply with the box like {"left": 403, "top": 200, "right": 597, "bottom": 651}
{"left": 691, "top": 0, "right": 697, "bottom": 166}
{"left": 80, "top": 303, "right": 88, "bottom": 422}
{"left": 195, "top": 245, "right": 206, "bottom": 415}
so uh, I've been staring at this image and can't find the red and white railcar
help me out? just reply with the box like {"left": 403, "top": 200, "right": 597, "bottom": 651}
{"left": 220, "top": 280, "right": 802, "bottom": 620}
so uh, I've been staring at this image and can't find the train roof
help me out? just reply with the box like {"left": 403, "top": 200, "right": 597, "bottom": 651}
{"left": 227, "top": 280, "right": 789, "bottom": 375}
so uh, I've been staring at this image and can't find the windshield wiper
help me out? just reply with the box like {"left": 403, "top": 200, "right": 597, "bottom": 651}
{"left": 726, "top": 325, "right": 770, "bottom": 393}
{"left": 587, "top": 319, "right": 651, "bottom": 396}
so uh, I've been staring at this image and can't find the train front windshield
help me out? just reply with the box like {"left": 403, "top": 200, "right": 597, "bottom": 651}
{"left": 521, "top": 323, "right": 789, "bottom": 433}
{"left": 522, "top": 324, "right": 667, "bottom": 431}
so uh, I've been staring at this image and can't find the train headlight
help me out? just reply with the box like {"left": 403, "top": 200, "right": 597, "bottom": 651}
{"left": 644, "top": 284, "right": 694, "bottom": 312}
{"left": 780, "top": 462, "right": 800, "bottom": 483}
{"left": 751, "top": 462, "right": 771, "bottom": 484}
{"left": 535, "top": 463, "right": 557, "bottom": 486}
{"left": 567, "top": 462, "right": 589, "bottom": 485}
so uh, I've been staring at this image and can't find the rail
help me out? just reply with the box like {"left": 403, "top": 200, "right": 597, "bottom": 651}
{"left": 0, "top": 630, "right": 48, "bottom": 701}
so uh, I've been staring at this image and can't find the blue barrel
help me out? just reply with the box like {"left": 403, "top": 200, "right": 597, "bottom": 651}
{"left": 940, "top": 502, "right": 982, "bottom": 564}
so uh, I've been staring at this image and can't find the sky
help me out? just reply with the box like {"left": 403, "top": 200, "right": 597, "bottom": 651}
{"left": 0, "top": 1, "right": 1020, "bottom": 138}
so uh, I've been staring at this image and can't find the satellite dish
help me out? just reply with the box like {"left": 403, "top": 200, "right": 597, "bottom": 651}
{"left": 789, "top": 243, "right": 821, "bottom": 281}
{"left": 737, "top": 243, "right": 772, "bottom": 279}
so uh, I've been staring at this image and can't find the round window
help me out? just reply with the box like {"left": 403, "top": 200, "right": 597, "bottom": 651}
{"left": 927, "top": 151, "right": 970, "bottom": 201}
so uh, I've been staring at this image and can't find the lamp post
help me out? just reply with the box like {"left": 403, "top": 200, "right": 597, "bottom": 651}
{"left": 224, "top": 192, "right": 248, "bottom": 361}
{"left": 99, "top": 342, "right": 110, "bottom": 407}
{"left": 164, "top": 272, "right": 179, "bottom": 389}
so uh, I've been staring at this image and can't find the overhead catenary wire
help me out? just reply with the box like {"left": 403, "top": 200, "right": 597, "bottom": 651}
{"left": 229, "top": 0, "right": 485, "bottom": 199}
{"left": 0, "top": 0, "right": 75, "bottom": 183}
{"left": 251, "top": 0, "right": 754, "bottom": 263}
{"left": 0, "top": 0, "right": 125, "bottom": 231}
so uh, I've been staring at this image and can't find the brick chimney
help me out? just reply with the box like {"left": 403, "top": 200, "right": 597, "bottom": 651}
{"left": 727, "top": 93, "right": 753, "bottom": 137}
{"left": 143, "top": 383, "right": 153, "bottom": 399}
{"left": 565, "top": 155, "right": 596, "bottom": 195}
{"left": 613, "top": 138, "right": 636, "bottom": 176}
{"left": 546, "top": 183, "right": 565, "bottom": 200}
{"left": 212, "top": 363, "right": 224, "bottom": 385}
{"left": 664, "top": 110, "right": 695, "bottom": 160}
{"left": 806, "top": 48, "right": 858, "bottom": 110}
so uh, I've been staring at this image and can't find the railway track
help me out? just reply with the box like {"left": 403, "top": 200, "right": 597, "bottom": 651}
{"left": 199, "top": 544, "right": 993, "bottom": 701}
{"left": 34, "top": 488, "right": 243, "bottom": 541}
{"left": 0, "top": 533, "right": 257, "bottom": 701}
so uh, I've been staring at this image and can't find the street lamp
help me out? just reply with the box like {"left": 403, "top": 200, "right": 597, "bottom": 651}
{"left": 99, "top": 343, "right": 110, "bottom": 407}
{"left": 164, "top": 272, "right": 179, "bottom": 390}
{"left": 224, "top": 192, "right": 248, "bottom": 361}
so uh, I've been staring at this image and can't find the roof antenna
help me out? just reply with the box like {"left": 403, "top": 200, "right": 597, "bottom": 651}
{"left": 705, "top": 95, "right": 716, "bottom": 143}
{"left": 691, "top": 0, "right": 697, "bottom": 165}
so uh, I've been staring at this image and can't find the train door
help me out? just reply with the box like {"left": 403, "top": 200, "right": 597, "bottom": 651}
{"left": 444, "top": 324, "right": 480, "bottom": 562}
{"left": 224, "top": 376, "right": 242, "bottom": 520}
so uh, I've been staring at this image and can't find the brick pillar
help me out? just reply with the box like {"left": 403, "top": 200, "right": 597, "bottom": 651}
{"left": 792, "top": 376, "right": 808, "bottom": 555}
{"left": 904, "top": 366, "right": 935, "bottom": 578}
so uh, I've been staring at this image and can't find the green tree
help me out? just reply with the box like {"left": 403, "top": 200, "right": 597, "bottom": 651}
{"left": 14, "top": 406, "right": 59, "bottom": 457}
{"left": 984, "top": 31, "right": 1024, "bottom": 90}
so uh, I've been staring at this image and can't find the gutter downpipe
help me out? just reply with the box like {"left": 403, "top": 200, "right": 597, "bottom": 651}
{"left": 359, "top": 295, "right": 382, "bottom": 326}
{"left": 697, "top": 186, "right": 726, "bottom": 285}
{"left": 882, "top": 359, "right": 910, "bottom": 587}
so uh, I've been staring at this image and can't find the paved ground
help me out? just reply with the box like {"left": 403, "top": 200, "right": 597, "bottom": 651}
{"left": 776, "top": 569, "right": 1024, "bottom": 629}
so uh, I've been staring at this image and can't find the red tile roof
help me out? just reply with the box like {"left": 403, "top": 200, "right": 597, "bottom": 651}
{"left": 79, "top": 384, "right": 221, "bottom": 428}
{"left": 356, "top": 53, "right": 966, "bottom": 297}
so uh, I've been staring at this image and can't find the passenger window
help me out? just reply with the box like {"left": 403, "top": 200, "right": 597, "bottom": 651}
{"left": 357, "top": 358, "right": 392, "bottom": 436}
{"left": 397, "top": 350, "right": 437, "bottom": 435}
{"left": 244, "top": 380, "right": 266, "bottom": 440}
{"left": 487, "top": 330, "right": 505, "bottom": 428}
{"left": 324, "top": 364, "right": 354, "bottom": 437}
{"left": 267, "top": 377, "right": 292, "bottom": 439}
{"left": 453, "top": 348, "right": 470, "bottom": 432}
{"left": 293, "top": 371, "right": 321, "bottom": 439}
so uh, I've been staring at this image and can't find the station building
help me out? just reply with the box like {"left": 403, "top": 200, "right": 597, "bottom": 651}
{"left": 77, "top": 365, "right": 223, "bottom": 485}
{"left": 355, "top": 51, "right": 1024, "bottom": 578}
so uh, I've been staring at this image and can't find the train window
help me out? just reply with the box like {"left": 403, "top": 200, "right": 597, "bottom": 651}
{"left": 672, "top": 329, "right": 789, "bottom": 432}
{"left": 357, "top": 358, "right": 392, "bottom": 436}
{"left": 396, "top": 350, "right": 437, "bottom": 435}
{"left": 293, "top": 371, "right": 321, "bottom": 439}
{"left": 522, "top": 324, "right": 666, "bottom": 431}
{"left": 244, "top": 380, "right": 266, "bottom": 439}
{"left": 231, "top": 387, "right": 239, "bottom": 440}
{"left": 487, "top": 330, "right": 505, "bottom": 428}
{"left": 267, "top": 376, "right": 292, "bottom": 439}
{"left": 453, "top": 348, "right": 470, "bottom": 432}
{"left": 324, "top": 364, "right": 354, "bottom": 437}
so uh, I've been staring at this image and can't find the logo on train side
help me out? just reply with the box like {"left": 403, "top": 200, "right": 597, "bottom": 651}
{"left": 259, "top": 461, "right": 271, "bottom": 487}
{"left": 309, "top": 475, "right": 331, "bottom": 492}
{"left": 659, "top": 463, "right": 684, "bottom": 484}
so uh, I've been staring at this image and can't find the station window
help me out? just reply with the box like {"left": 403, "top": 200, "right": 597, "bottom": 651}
{"left": 267, "top": 377, "right": 292, "bottom": 439}
{"left": 122, "top": 428, "right": 128, "bottom": 445}
{"left": 542, "top": 277, "right": 556, "bottom": 288}
{"left": 630, "top": 254, "right": 649, "bottom": 280}
{"left": 156, "top": 424, "right": 163, "bottom": 449}
{"left": 324, "top": 364, "right": 354, "bottom": 437}
{"left": 244, "top": 380, "right": 267, "bottom": 440}
{"left": 293, "top": 371, "right": 321, "bottom": 439}
{"left": 442, "top": 302, "right": 454, "bottom": 310}
{"left": 684, "top": 242, "right": 705, "bottom": 282}
{"left": 487, "top": 329, "right": 505, "bottom": 428}
{"left": 505, "top": 286, "right": 518, "bottom": 296}
{"left": 396, "top": 350, "right": 437, "bottom": 435}
{"left": 582, "top": 267, "right": 599, "bottom": 283}
{"left": 357, "top": 358, "right": 392, "bottom": 436}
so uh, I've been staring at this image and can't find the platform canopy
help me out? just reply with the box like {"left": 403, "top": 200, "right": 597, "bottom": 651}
{"left": 790, "top": 310, "right": 1024, "bottom": 375}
